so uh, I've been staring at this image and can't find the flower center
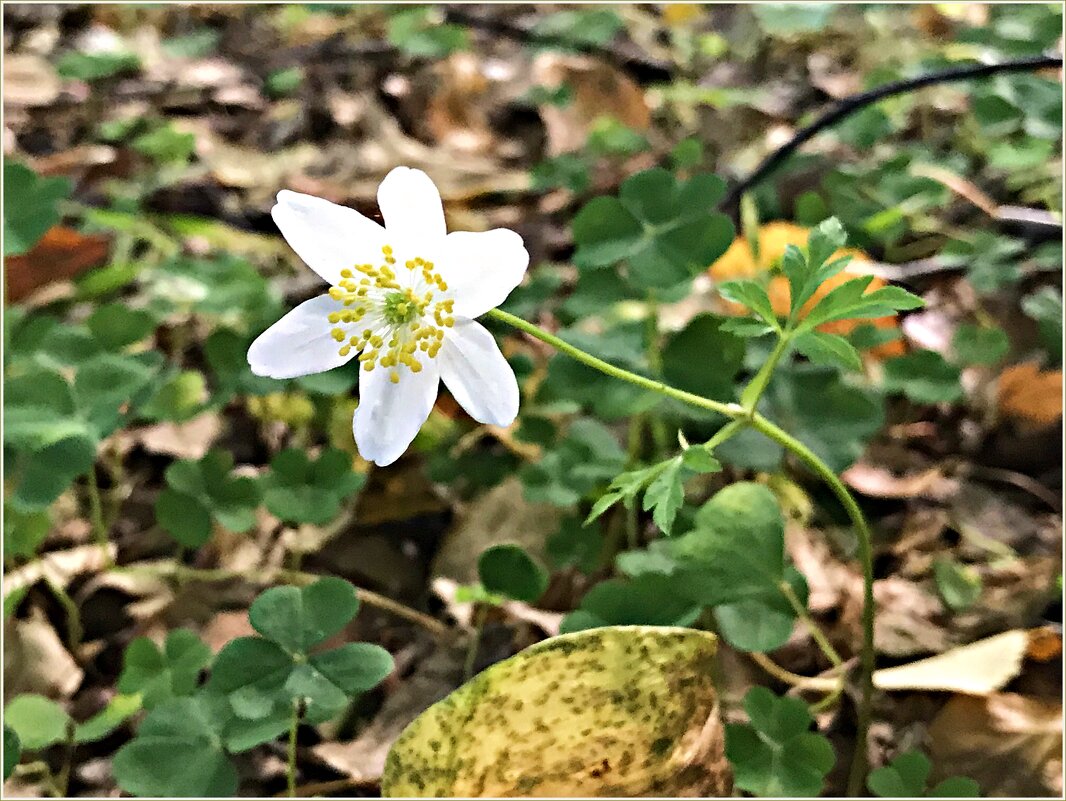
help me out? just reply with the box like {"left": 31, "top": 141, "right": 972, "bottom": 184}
{"left": 325, "top": 245, "right": 455, "bottom": 384}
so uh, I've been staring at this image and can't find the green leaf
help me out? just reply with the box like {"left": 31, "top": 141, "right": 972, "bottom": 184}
{"left": 933, "top": 558, "right": 982, "bottom": 612}
{"left": 681, "top": 446, "right": 722, "bottom": 474}
{"left": 1022, "top": 286, "right": 1062, "bottom": 364}
{"left": 725, "top": 687, "right": 834, "bottom": 796}
{"left": 929, "top": 776, "right": 982, "bottom": 797}
{"left": 560, "top": 574, "right": 701, "bottom": 634}
{"left": 3, "top": 725, "right": 20, "bottom": 780}
{"left": 248, "top": 577, "right": 359, "bottom": 654}
{"left": 155, "top": 488, "right": 213, "bottom": 548}
{"left": 387, "top": 7, "right": 469, "bottom": 57}
{"left": 794, "top": 330, "right": 862, "bottom": 371}
{"left": 117, "top": 630, "right": 212, "bottom": 709}
{"left": 572, "top": 169, "right": 734, "bottom": 290}
{"left": 112, "top": 696, "right": 238, "bottom": 797}
{"left": 530, "top": 8, "right": 624, "bottom": 48}
{"left": 86, "top": 303, "right": 157, "bottom": 350}
{"left": 3, "top": 162, "right": 71, "bottom": 256}
{"left": 73, "top": 694, "right": 142, "bottom": 743}
{"left": 56, "top": 50, "right": 140, "bottom": 81}
{"left": 309, "top": 643, "right": 394, "bottom": 695}
{"left": 718, "top": 280, "right": 780, "bottom": 328}
{"left": 883, "top": 350, "right": 964, "bottom": 404}
{"left": 264, "top": 67, "right": 303, "bottom": 98}
{"left": 478, "top": 544, "right": 549, "bottom": 603}
{"left": 951, "top": 324, "right": 1009, "bottom": 367}
{"left": 867, "top": 750, "right": 931, "bottom": 797}
{"left": 643, "top": 457, "right": 684, "bottom": 536}
{"left": 3, "top": 694, "right": 70, "bottom": 750}
{"left": 661, "top": 314, "right": 747, "bottom": 404}
{"left": 262, "top": 447, "right": 364, "bottom": 525}
{"left": 208, "top": 637, "right": 293, "bottom": 697}
{"left": 714, "top": 568, "right": 808, "bottom": 653}
{"left": 720, "top": 364, "right": 884, "bottom": 473}
{"left": 139, "top": 370, "right": 208, "bottom": 422}
{"left": 3, "top": 506, "right": 51, "bottom": 559}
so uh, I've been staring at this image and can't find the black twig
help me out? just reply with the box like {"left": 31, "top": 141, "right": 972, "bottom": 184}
{"left": 719, "top": 53, "right": 1064, "bottom": 210}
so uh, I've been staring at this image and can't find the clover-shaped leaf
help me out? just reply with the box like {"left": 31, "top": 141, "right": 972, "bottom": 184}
{"left": 155, "top": 450, "right": 261, "bottom": 547}
{"left": 248, "top": 576, "right": 359, "bottom": 654}
{"left": 86, "top": 303, "right": 157, "bottom": 350}
{"left": 725, "top": 687, "right": 835, "bottom": 797}
{"left": 3, "top": 694, "right": 70, "bottom": 750}
{"left": 3, "top": 162, "right": 71, "bottom": 256}
{"left": 117, "top": 629, "right": 212, "bottom": 710}
{"left": 573, "top": 168, "right": 734, "bottom": 290}
{"left": 208, "top": 578, "right": 393, "bottom": 727}
{"left": 478, "top": 544, "right": 549, "bottom": 603}
{"left": 262, "top": 447, "right": 365, "bottom": 525}
{"left": 867, "top": 750, "right": 980, "bottom": 798}
{"left": 3, "top": 725, "right": 20, "bottom": 780}
{"left": 520, "top": 419, "right": 626, "bottom": 507}
{"left": 112, "top": 695, "right": 238, "bottom": 798}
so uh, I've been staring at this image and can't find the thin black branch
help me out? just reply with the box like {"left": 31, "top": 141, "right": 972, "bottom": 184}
{"left": 719, "top": 53, "right": 1064, "bottom": 210}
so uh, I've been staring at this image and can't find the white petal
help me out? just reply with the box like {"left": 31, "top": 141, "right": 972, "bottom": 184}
{"left": 353, "top": 361, "right": 440, "bottom": 467}
{"left": 377, "top": 166, "right": 446, "bottom": 247}
{"left": 247, "top": 295, "right": 354, "bottom": 379}
{"left": 272, "top": 190, "right": 386, "bottom": 285}
{"left": 437, "top": 229, "right": 529, "bottom": 318}
{"left": 438, "top": 319, "right": 519, "bottom": 426}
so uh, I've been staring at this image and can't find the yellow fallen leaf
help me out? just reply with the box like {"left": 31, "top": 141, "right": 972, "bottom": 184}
{"left": 382, "top": 626, "right": 730, "bottom": 797}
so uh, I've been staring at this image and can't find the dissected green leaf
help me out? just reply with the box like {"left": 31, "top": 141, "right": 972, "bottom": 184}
{"left": 382, "top": 626, "right": 729, "bottom": 797}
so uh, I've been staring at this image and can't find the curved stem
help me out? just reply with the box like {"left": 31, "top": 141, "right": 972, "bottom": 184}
{"left": 489, "top": 309, "right": 739, "bottom": 419}
{"left": 780, "top": 579, "right": 843, "bottom": 668}
{"left": 749, "top": 414, "right": 875, "bottom": 796}
{"left": 749, "top": 651, "right": 840, "bottom": 694}
{"left": 287, "top": 701, "right": 300, "bottom": 797}
{"left": 491, "top": 308, "right": 878, "bottom": 795}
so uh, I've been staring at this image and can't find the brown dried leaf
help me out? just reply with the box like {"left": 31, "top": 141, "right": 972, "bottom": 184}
{"left": 3, "top": 611, "right": 84, "bottom": 700}
{"left": 928, "top": 693, "right": 1062, "bottom": 797}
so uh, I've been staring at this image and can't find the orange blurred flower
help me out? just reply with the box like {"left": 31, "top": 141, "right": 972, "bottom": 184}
{"left": 709, "top": 222, "right": 905, "bottom": 358}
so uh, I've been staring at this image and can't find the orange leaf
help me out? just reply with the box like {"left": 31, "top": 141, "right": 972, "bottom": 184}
{"left": 997, "top": 363, "right": 1063, "bottom": 427}
{"left": 4, "top": 225, "right": 111, "bottom": 302}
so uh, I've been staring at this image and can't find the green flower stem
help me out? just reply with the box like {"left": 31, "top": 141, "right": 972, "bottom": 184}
{"left": 779, "top": 578, "right": 843, "bottom": 668}
{"left": 86, "top": 467, "right": 111, "bottom": 566}
{"left": 463, "top": 604, "right": 487, "bottom": 681}
{"left": 740, "top": 331, "right": 791, "bottom": 411}
{"left": 748, "top": 413, "right": 875, "bottom": 796}
{"left": 488, "top": 309, "right": 739, "bottom": 419}
{"left": 490, "top": 306, "right": 877, "bottom": 795}
{"left": 287, "top": 700, "right": 300, "bottom": 798}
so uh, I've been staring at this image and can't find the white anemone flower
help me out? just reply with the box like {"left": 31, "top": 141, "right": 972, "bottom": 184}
{"left": 248, "top": 167, "right": 528, "bottom": 466}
